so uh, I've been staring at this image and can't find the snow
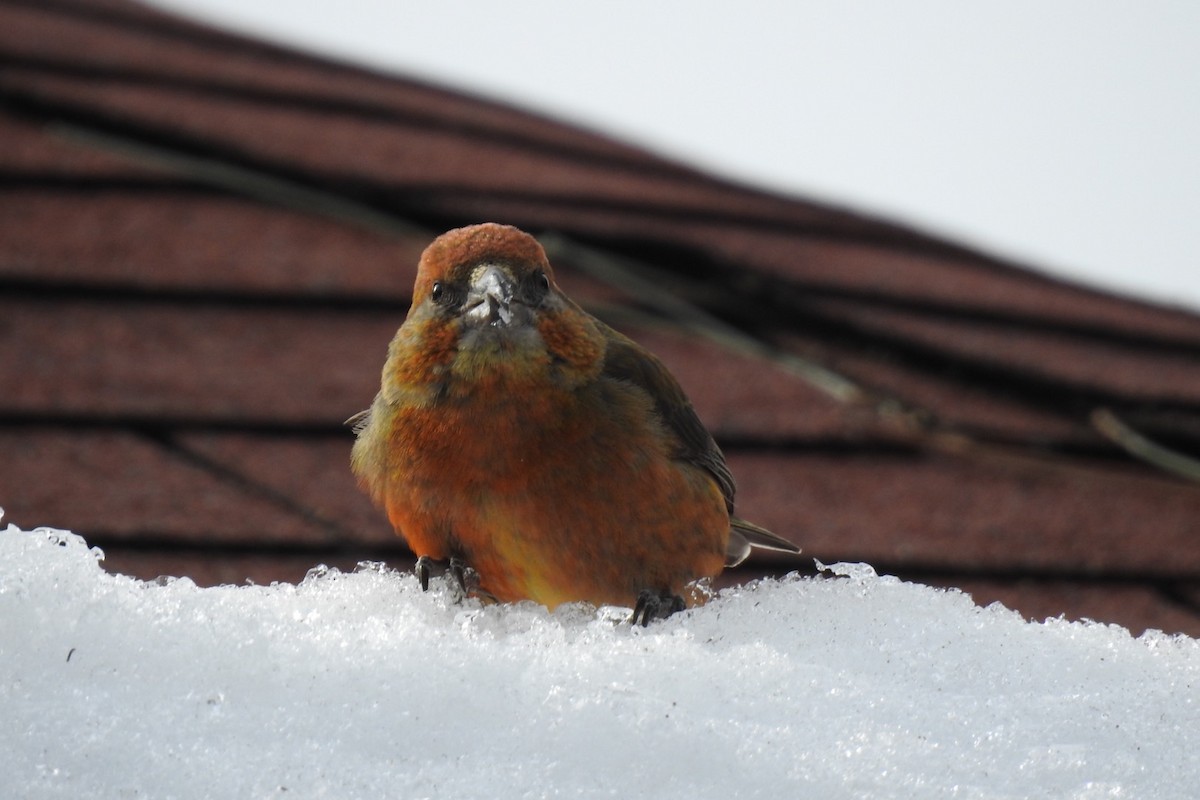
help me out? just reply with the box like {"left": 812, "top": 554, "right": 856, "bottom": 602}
{"left": 2, "top": 524, "right": 1197, "bottom": 799}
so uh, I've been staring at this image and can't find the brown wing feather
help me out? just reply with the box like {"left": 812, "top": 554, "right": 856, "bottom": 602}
{"left": 596, "top": 319, "right": 802, "bottom": 567}
{"left": 597, "top": 321, "right": 736, "bottom": 511}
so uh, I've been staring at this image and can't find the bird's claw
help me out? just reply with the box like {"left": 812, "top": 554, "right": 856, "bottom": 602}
{"left": 448, "top": 556, "right": 480, "bottom": 597}
{"left": 630, "top": 590, "right": 685, "bottom": 627}
{"left": 414, "top": 555, "right": 480, "bottom": 600}
{"left": 415, "top": 555, "right": 434, "bottom": 592}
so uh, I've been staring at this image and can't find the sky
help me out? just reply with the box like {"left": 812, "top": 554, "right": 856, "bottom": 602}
{"left": 145, "top": 1, "right": 1200, "bottom": 312}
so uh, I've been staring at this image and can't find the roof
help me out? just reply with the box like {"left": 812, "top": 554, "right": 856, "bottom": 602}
{"left": 3, "top": 0, "right": 1199, "bottom": 635}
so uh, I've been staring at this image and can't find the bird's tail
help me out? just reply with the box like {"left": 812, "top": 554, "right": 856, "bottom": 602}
{"left": 725, "top": 517, "right": 801, "bottom": 567}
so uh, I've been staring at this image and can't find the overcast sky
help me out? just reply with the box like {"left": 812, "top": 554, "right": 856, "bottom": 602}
{"left": 146, "top": 1, "right": 1200, "bottom": 312}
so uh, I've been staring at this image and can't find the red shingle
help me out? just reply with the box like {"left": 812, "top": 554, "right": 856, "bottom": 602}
{"left": 729, "top": 450, "right": 1200, "bottom": 573}
{"left": 174, "top": 433, "right": 393, "bottom": 547}
{"left": 0, "top": 190, "right": 422, "bottom": 295}
{"left": 0, "top": 428, "right": 335, "bottom": 544}
{"left": 0, "top": 298, "right": 392, "bottom": 422}
{"left": 2, "top": 0, "right": 1198, "bottom": 637}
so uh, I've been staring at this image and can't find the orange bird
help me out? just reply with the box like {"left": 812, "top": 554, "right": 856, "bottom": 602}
{"left": 351, "top": 223, "right": 798, "bottom": 623}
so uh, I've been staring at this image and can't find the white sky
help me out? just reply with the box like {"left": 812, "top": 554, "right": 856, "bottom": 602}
{"left": 146, "top": 1, "right": 1200, "bottom": 312}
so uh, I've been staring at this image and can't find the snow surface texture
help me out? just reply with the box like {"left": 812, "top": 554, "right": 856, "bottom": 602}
{"left": 2, "top": 524, "right": 1198, "bottom": 799}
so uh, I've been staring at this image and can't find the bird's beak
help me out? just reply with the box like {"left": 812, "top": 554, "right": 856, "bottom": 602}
{"left": 464, "top": 264, "right": 517, "bottom": 328}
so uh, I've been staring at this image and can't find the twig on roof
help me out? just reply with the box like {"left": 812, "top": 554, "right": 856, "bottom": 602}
{"left": 51, "top": 123, "right": 424, "bottom": 239}
{"left": 539, "top": 232, "right": 868, "bottom": 406}
{"left": 1091, "top": 408, "right": 1200, "bottom": 483}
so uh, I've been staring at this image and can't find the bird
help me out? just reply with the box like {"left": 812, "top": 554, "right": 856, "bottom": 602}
{"left": 350, "top": 223, "right": 799, "bottom": 624}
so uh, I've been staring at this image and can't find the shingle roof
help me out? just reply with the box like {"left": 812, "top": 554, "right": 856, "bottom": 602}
{"left": 3, "top": 0, "right": 1199, "bottom": 635}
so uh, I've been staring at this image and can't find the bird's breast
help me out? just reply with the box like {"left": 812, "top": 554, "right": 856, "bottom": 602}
{"left": 379, "top": 371, "right": 727, "bottom": 606}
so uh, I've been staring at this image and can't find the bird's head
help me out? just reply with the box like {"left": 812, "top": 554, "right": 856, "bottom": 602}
{"left": 388, "top": 224, "right": 606, "bottom": 393}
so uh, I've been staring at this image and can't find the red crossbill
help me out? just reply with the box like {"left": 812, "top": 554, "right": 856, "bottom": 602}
{"left": 351, "top": 223, "right": 799, "bottom": 623}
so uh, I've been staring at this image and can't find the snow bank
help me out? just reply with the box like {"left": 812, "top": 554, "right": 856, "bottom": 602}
{"left": 2, "top": 524, "right": 1197, "bottom": 799}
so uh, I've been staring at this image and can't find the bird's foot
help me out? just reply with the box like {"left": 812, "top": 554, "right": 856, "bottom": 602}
{"left": 447, "top": 556, "right": 480, "bottom": 598}
{"left": 630, "top": 590, "right": 686, "bottom": 627}
{"left": 414, "top": 555, "right": 481, "bottom": 601}
{"left": 414, "top": 555, "right": 436, "bottom": 592}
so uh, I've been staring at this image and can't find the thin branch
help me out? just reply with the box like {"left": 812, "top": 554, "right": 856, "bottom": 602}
{"left": 51, "top": 123, "right": 423, "bottom": 239}
{"left": 539, "top": 233, "right": 868, "bottom": 406}
{"left": 1091, "top": 408, "right": 1200, "bottom": 483}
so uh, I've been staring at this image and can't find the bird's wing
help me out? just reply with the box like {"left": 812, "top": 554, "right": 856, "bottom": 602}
{"left": 730, "top": 517, "right": 801, "bottom": 551}
{"left": 597, "top": 322, "right": 737, "bottom": 512}
{"left": 596, "top": 321, "right": 802, "bottom": 567}
{"left": 345, "top": 408, "right": 371, "bottom": 433}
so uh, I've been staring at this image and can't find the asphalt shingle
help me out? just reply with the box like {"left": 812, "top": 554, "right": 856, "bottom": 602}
{"left": 2, "top": 0, "right": 1197, "bottom": 635}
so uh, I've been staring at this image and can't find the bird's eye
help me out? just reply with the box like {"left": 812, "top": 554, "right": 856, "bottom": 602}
{"left": 526, "top": 270, "right": 550, "bottom": 301}
{"left": 430, "top": 281, "right": 446, "bottom": 304}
